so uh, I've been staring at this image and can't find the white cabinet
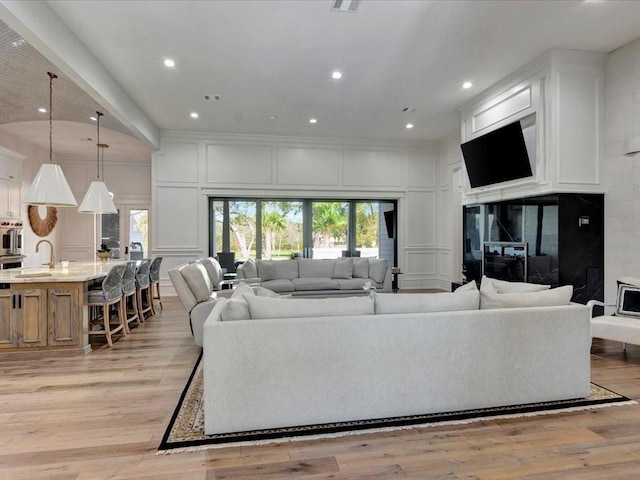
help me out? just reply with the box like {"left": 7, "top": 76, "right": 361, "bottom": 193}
{"left": 459, "top": 50, "right": 606, "bottom": 205}
{"left": 0, "top": 155, "right": 21, "bottom": 183}
{"left": 0, "top": 148, "right": 23, "bottom": 218}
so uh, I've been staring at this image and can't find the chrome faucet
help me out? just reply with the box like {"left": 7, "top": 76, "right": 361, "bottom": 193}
{"left": 35, "top": 239, "right": 55, "bottom": 268}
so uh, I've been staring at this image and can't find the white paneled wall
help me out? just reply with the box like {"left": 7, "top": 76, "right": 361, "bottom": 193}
{"left": 604, "top": 37, "right": 640, "bottom": 303}
{"left": 154, "top": 133, "right": 449, "bottom": 290}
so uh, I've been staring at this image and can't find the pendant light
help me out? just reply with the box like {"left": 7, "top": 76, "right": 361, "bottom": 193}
{"left": 23, "top": 72, "right": 78, "bottom": 207}
{"left": 78, "top": 111, "right": 117, "bottom": 213}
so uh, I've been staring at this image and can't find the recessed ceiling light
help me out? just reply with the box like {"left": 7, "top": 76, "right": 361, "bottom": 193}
{"left": 89, "top": 116, "right": 97, "bottom": 121}
{"left": 462, "top": 81, "right": 473, "bottom": 89}
{"left": 309, "top": 118, "right": 317, "bottom": 124}
{"left": 332, "top": 71, "right": 343, "bottom": 80}
{"left": 190, "top": 112, "right": 199, "bottom": 119}
{"left": 406, "top": 123, "right": 414, "bottom": 129}
{"left": 164, "top": 58, "right": 176, "bottom": 68}
{"left": 38, "top": 108, "right": 47, "bottom": 113}
{"left": 269, "top": 115, "right": 278, "bottom": 120}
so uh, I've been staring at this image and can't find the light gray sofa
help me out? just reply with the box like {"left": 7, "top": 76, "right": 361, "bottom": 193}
{"left": 236, "top": 257, "right": 392, "bottom": 296}
{"left": 202, "top": 280, "right": 590, "bottom": 435}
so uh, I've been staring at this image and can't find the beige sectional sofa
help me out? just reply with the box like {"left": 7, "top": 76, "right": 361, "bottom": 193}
{"left": 236, "top": 257, "right": 392, "bottom": 296}
{"left": 202, "top": 278, "right": 590, "bottom": 435}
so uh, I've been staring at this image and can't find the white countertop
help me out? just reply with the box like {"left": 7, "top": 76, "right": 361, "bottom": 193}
{"left": 0, "top": 260, "right": 127, "bottom": 284}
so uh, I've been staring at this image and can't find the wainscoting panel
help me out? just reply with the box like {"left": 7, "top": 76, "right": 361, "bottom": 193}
{"left": 107, "top": 163, "right": 151, "bottom": 196}
{"left": 472, "top": 85, "right": 532, "bottom": 134}
{"left": 342, "top": 149, "right": 404, "bottom": 187}
{"left": 406, "top": 191, "right": 436, "bottom": 247}
{"left": 276, "top": 147, "right": 340, "bottom": 186}
{"left": 405, "top": 251, "right": 437, "bottom": 275}
{"left": 437, "top": 187, "right": 451, "bottom": 248}
{"left": 438, "top": 251, "right": 451, "bottom": 280}
{"left": 155, "top": 186, "right": 200, "bottom": 249}
{"left": 206, "top": 144, "right": 272, "bottom": 184}
{"left": 155, "top": 142, "right": 199, "bottom": 183}
{"left": 408, "top": 150, "right": 436, "bottom": 188}
{"left": 556, "top": 69, "right": 600, "bottom": 185}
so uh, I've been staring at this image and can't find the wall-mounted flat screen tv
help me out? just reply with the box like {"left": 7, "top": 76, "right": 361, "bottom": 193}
{"left": 460, "top": 120, "right": 533, "bottom": 188}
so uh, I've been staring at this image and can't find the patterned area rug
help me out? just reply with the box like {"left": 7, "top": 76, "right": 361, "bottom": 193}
{"left": 158, "top": 354, "right": 635, "bottom": 454}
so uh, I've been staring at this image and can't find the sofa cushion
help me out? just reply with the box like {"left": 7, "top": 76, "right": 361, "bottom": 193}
{"left": 253, "top": 285, "right": 281, "bottom": 298}
{"left": 615, "top": 280, "right": 640, "bottom": 318}
{"left": 168, "top": 266, "right": 198, "bottom": 313}
{"left": 338, "top": 278, "right": 369, "bottom": 290}
{"left": 298, "top": 258, "right": 335, "bottom": 278}
{"left": 241, "top": 258, "right": 258, "bottom": 279}
{"left": 270, "top": 259, "right": 299, "bottom": 280}
{"left": 480, "top": 285, "right": 573, "bottom": 309}
{"left": 368, "top": 259, "right": 387, "bottom": 284}
{"left": 244, "top": 294, "right": 374, "bottom": 319}
{"left": 333, "top": 258, "right": 353, "bottom": 279}
{"left": 455, "top": 280, "right": 478, "bottom": 292}
{"left": 292, "top": 277, "right": 340, "bottom": 291}
{"left": 261, "top": 279, "right": 295, "bottom": 293}
{"left": 198, "top": 257, "right": 224, "bottom": 289}
{"left": 481, "top": 275, "right": 550, "bottom": 293}
{"left": 353, "top": 258, "right": 369, "bottom": 278}
{"left": 181, "top": 263, "right": 213, "bottom": 302}
{"left": 255, "top": 259, "right": 273, "bottom": 281}
{"left": 231, "top": 283, "right": 255, "bottom": 298}
{"left": 373, "top": 289, "right": 479, "bottom": 314}
{"left": 221, "top": 298, "right": 251, "bottom": 321}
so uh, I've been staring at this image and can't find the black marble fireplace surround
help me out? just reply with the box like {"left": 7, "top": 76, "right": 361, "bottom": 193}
{"left": 463, "top": 193, "right": 604, "bottom": 305}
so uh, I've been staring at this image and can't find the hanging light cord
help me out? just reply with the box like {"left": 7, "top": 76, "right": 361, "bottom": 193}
{"left": 96, "top": 111, "right": 104, "bottom": 180}
{"left": 47, "top": 72, "right": 57, "bottom": 163}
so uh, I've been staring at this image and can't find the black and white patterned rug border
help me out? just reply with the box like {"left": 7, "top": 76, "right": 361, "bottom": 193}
{"left": 158, "top": 353, "right": 636, "bottom": 454}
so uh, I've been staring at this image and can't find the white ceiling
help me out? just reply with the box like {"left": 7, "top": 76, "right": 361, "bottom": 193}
{"left": 3, "top": 0, "right": 640, "bottom": 157}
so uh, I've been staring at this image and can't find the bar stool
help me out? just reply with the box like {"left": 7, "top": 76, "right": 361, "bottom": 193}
{"left": 87, "top": 264, "right": 127, "bottom": 347}
{"left": 149, "top": 256, "right": 163, "bottom": 315}
{"left": 135, "top": 259, "right": 153, "bottom": 322}
{"left": 122, "top": 261, "right": 140, "bottom": 331}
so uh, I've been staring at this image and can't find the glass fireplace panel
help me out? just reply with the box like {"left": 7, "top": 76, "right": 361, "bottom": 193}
{"left": 482, "top": 242, "right": 528, "bottom": 282}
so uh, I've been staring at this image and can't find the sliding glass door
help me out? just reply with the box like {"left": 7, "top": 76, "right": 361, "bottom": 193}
{"left": 210, "top": 198, "right": 396, "bottom": 266}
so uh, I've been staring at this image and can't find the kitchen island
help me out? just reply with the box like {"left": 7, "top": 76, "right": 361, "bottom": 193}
{"left": 0, "top": 261, "right": 126, "bottom": 354}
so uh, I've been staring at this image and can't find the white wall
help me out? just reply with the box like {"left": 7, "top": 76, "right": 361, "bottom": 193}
{"left": 153, "top": 132, "right": 450, "bottom": 290}
{"left": 603, "top": 37, "right": 640, "bottom": 303}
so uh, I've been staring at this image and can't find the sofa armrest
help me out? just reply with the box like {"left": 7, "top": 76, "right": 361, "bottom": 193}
{"left": 586, "top": 299, "right": 615, "bottom": 317}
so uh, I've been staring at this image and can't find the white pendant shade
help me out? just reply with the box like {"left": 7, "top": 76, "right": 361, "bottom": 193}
{"left": 78, "top": 181, "right": 117, "bottom": 214}
{"left": 23, "top": 163, "right": 78, "bottom": 207}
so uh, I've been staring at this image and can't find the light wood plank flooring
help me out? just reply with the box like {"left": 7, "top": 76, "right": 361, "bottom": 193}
{"left": 1, "top": 298, "right": 640, "bottom": 479}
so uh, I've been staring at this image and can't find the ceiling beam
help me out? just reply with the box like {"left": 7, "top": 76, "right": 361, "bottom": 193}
{"left": 0, "top": 0, "right": 160, "bottom": 149}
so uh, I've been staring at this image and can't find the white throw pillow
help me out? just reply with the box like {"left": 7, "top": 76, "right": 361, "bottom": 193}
{"left": 353, "top": 258, "right": 369, "bottom": 278}
{"left": 373, "top": 290, "right": 479, "bottom": 314}
{"left": 252, "top": 285, "right": 281, "bottom": 298}
{"left": 240, "top": 258, "right": 258, "bottom": 279}
{"left": 255, "top": 259, "right": 272, "bottom": 281}
{"left": 481, "top": 275, "right": 550, "bottom": 293}
{"left": 333, "top": 258, "right": 353, "bottom": 279}
{"left": 368, "top": 259, "right": 387, "bottom": 284}
{"left": 220, "top": 298, "right": 251, "bottom": 321}
{"left": 244, "top": 295, "right": 374, "bottom": 319}
{"left": 480, "top": 285, "right": 573, "bottom": 310}
{"left": 231, "top": 283, "right": 255, "bottom": 298}
{"left": 181, "top": 263, "right": 213, "bottom": 302}
{"left": 455, "top": 280, "right": 478, "bottom": 292}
